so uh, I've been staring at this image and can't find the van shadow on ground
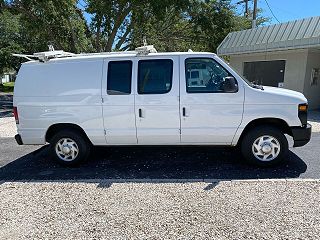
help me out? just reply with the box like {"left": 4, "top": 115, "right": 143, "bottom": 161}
{"left": 0, "top": 143, "right": 307, "bottom": 183}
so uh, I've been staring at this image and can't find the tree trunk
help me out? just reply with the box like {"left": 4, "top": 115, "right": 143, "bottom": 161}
{"left": 105, "top": 6, "right": 131, "bottom": 52}
{"left": 115, "top": 23, "right": 132, "bottom": 50}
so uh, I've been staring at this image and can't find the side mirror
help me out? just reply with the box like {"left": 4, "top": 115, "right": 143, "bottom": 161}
{"left": 223, "top": 76, "right": 238, "bottom": 93}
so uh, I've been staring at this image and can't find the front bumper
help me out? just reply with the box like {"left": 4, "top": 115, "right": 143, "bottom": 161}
{"left": 291, "top": 123, "right": 312, "bottom": 147}
{"left": 15, "top": 134, "right": 23, "bottom": 145}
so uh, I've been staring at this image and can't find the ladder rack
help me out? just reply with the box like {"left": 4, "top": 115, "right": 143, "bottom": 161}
{"left": 13, "top": 45, "right": 158, "bottom": 62}
{"left": 13, "top": 50, "right": 75, "bottom": 62}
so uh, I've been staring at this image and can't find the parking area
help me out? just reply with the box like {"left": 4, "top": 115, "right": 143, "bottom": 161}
{"left": 1, "top": 180, "right": 319, "bottom": 239}
{"left": 0, "top": 110, "right": 320, "bottom": 181}
{"left": 0, "top": 93, "right": 13, "bottom": 118}
{"left": 0, "top": 104, "right": 320, "bottom": 239}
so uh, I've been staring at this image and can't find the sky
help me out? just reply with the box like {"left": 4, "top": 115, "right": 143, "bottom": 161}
{"left": 232, "top": 0, "right": 320, "bottom": 25}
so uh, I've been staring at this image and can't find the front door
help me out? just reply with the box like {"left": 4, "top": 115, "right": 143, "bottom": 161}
{"left": 135, "top": 57, "right": 180, "bottom": 144}
{"left": 180, "top": 56, "right": 244, "bottom": 144}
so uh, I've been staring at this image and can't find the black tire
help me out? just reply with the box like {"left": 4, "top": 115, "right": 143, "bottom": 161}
{"left": 49, "top": 129, "right": 91, "bottom": 166}
{"left": 241, "top": 126, "right": 288, "bottom": 167}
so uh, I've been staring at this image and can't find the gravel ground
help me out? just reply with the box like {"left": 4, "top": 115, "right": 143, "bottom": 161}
{"left": 308, "top": 111, "right": 320, "bottom": 132}
{"left": 0, "top": 179, "right": 319, "bottom": 240}
{"left": 0, "top": 117, "right": 16, "bottom": 138}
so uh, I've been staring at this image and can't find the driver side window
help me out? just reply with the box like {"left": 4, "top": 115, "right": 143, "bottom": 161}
{"left": 185, "top": 58, "right": 232, "bottom": 93}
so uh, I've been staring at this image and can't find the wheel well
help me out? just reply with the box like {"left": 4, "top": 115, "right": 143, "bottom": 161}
{"left": 238, "top": 118, "right": 291, "bottom": 145}
{"left": 45, "top": 123, "right": 91, "bottom": 143}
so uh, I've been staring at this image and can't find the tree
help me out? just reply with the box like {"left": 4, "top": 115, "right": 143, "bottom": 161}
{"left": 1, "top": 0, "right": 92, "bottom": 53}
{"left": 131, "top": 0, "right": 244, "bottom": 53}
{"left": 233, "top": 8, "right": 270, "bottom": 31}
{"left": 0, "top": 0, "right": 93, "bottom": 73}
{"left": 0, "top": 0, "right": 269, "bottom": 74}
{"left": 85, "top": 0, "right": 189, "bottom": 52}
{"left": 0, "top": 10, "right": 25, "bottom": 74}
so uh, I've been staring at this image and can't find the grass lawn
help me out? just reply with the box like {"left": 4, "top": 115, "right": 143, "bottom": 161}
{"left": 0, "top": 82, "right": 15, "bottom": 93}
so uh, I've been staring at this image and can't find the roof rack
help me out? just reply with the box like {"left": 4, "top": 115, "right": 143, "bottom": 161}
{"left": 135, "top": 45, "right": 157, "bottom": 56}
{"left": 13, "top": 45, "right": 76, "bottom": 62}
{"left": 13, "top": 44, "right": 158, "bottom": 62}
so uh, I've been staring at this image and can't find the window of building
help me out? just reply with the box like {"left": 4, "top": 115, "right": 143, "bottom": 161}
{"left": 107, "top": 61, "right": 132, "bottom": 95}
{"left": 138, "top": 59, "right": 173, "bottom": 94}
{"left": 185, "top": 58, "right": 233, "bottom": 93}
{"left": 311, "top": 68, "right": 319, "bottom": 86}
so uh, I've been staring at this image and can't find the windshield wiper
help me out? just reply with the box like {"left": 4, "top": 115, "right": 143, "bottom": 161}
{"left": 251, "top": 83, "right": 264, "bottom": 90}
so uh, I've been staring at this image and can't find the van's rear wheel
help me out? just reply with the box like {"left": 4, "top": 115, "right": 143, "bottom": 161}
{"left": 241, "top": 126, "right": 288, "bottom": 166}
{"left": 49, "top": 129, "right": 90, "bottom": 166}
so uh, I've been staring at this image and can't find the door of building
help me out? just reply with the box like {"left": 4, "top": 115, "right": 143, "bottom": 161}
{"left": 243, "top": 60, "right": 286, "bottom": 87}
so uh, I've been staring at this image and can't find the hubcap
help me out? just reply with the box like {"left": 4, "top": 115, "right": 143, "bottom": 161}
{"left": 252, "top": 135, "right": 281, "bottom": 161}
{"left": 55, "top": 138, "right": 79, "bottom": 162}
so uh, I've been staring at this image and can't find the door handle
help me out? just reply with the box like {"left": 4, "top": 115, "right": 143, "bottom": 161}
{"left": 182, "top": 107, "right": 188, "bottom": 117}
{"left": 139, "top": 108, "right": 144, "bottom": 118}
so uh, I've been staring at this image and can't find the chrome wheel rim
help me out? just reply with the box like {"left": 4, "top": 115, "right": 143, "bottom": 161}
{"left": 252, "top": 135, "right": 281, "bottom": 161}
{"left": 55, "top": 138, "right": 79, "bottom": 162}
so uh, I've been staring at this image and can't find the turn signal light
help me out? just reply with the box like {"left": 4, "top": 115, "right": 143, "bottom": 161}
{"left": 298, "top": 104, "right": 308, "bottom": 112}
{"left": 298, "top": 104, "right": 308, "bottom": 126}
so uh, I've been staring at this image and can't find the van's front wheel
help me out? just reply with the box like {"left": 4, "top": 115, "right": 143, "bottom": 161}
{"left": 49, "top": 130, "right": 91, "bottom": 166}
{"left": 241, "top": 126, "right": 288, "bottom": 166}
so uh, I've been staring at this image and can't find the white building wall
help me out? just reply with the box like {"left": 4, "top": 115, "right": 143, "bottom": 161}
{"left": 1, "top": 75, "right": 10, "bottom": 84}
{"left": 303, "top": 50, "right": 320, "bottom": 109}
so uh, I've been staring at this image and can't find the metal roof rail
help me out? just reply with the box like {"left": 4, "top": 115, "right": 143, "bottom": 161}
{"left": 135, "top": 45, "right": 157, "bottom": 56}
{"left": 13, "top": 44, "right": 158, "bottom": 62}
{"left": 13, "top": 50, "right": 75, "bottom": 62}
{"left": 13, "top": 45, "right": 76, "bottom": 62}
{"left": 135, "top": 37, "right": 157, "bottom": 56}
{"left": 75, "top": 51, "right": 137, "bottom": 57}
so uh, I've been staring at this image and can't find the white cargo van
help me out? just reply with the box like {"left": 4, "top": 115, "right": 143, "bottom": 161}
{"left": 13, "top": 46, "right": 311, "bottom": 166}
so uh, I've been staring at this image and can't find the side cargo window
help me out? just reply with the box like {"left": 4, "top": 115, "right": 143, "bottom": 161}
{"left": 185, "top": 58, "right": 235, "bottom": 93}
{"left": 107, "top": 61, "right": 132, "bottom": 95}
{"left": 138, "top": 59, "right": 173, "bottom": 94}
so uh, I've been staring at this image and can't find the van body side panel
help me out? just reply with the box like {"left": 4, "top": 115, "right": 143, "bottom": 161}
{"left": 179, "top": 54, "right": 245, "bottom": 145}
{"left": 135, "top": 56, "right": 181, "bottom": 144}
{"left": 101, "top": 58, "right": 137, "bottom": 144}
{"left": 14, "top": 59, "right": 105, "bottom": 145}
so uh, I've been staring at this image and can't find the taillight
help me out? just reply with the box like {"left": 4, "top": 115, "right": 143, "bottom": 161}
{"left": 13, "top": 106, "right": 19, "bottom": 124}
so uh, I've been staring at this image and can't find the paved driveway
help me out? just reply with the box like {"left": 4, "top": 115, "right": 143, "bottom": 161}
{"left": 0, "top": 93, "right": 13, "bottom": 118}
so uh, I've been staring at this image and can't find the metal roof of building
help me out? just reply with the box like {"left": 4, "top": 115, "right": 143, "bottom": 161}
{"left": 217, "top": 16, "right": 320, "bottom": 56}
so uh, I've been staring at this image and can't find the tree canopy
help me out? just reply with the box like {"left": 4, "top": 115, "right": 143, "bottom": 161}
{"left": 0, "top": 0, "right": 269, "bottom": 74}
